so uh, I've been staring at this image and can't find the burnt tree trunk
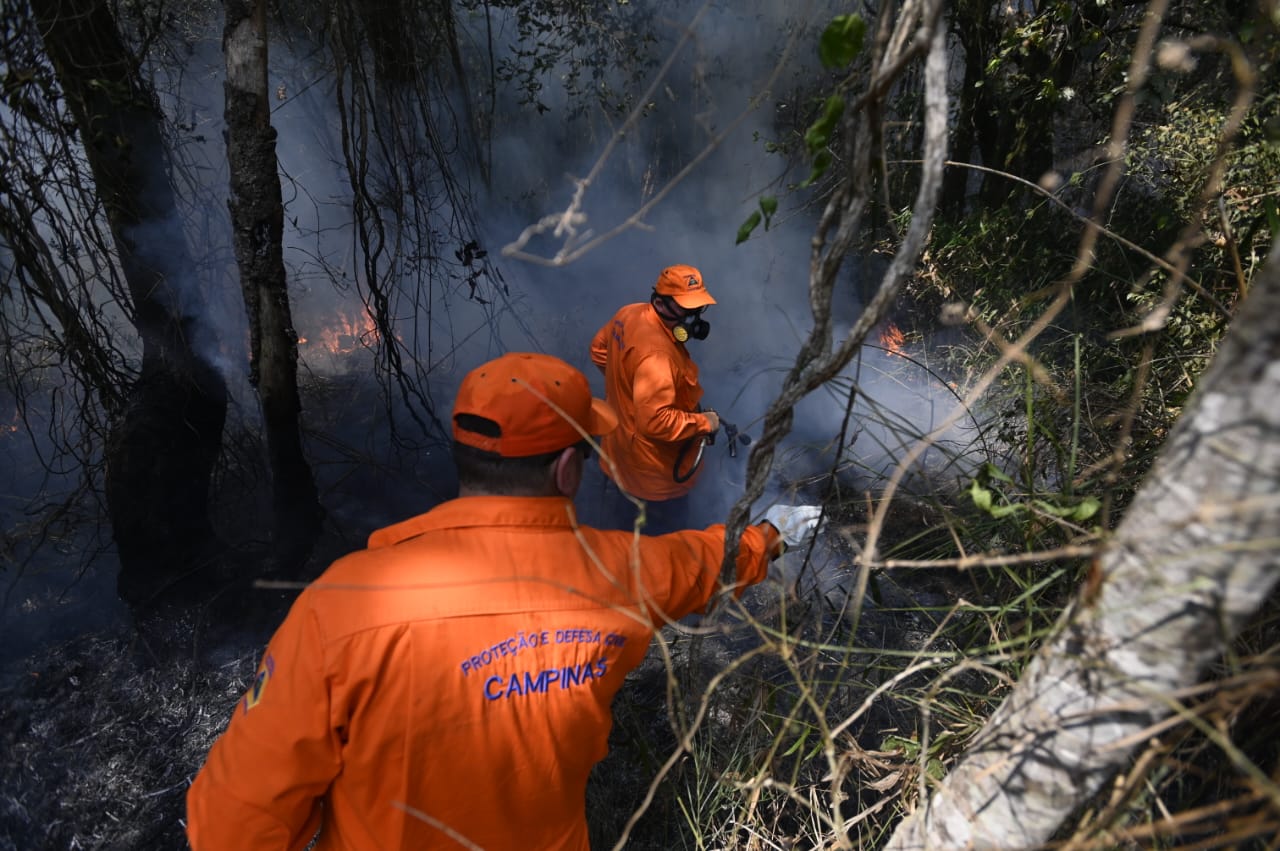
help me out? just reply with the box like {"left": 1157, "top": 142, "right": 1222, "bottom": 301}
{"left": 356, "top": 0, "right": 417, "bottom": 85}
{"left": 32, "top": 0, "right": 228, "bottom": 608}
{"left": 941, "top": 0, "right": 996, "bottom": 217}
{"left": 884, "top": 235, "right": 1280, "bottom": 849}
{"left": 223, "top": 0, "right": 322, "bottom": 576}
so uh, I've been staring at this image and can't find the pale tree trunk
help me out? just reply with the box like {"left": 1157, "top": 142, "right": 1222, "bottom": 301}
{"left": 223, "top": 0, "right": 322, "bottom": 575}
{"left": 884, "top": 235, "right": 1280, "bottom": 849}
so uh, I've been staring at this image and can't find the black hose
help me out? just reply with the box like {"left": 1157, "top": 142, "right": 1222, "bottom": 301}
{"left": 673, "top": 433, "right": 707, "bottom": 483}
{"left": 672, "top": 420, "right": 752, "bottom": 481}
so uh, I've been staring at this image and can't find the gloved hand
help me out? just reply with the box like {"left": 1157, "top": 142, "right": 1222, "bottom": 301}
{"left": 764, "top": 504, "right": 824, "bottom": 549}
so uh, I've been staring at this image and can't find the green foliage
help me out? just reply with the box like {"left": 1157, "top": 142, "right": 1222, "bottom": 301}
{"left": 979, "top": 2, "right": 1100, "bottom": 109}
{"left": 818, "top": 14, "right": 865, "bottom": 69}
{"left": 1127, "top": 104, "right": 1280, "bottom": 263}
{"left": 804, "top": 95, "right": 844, "bottom": 157}
{"left": 880, "top": 733, "right": 946, "bottom": 780}
{"left": 968, "top": 463, "right": 1101, "bottom": 524}
{"left": 800, "top": 95, "right": 844, "bottom": 187}
{"left": 913, "top": 186, "right": 1246, "bottom": 525}
{"left": 703, "top": 4, "right": 1278, "bottom": 846}
{"left": 733, "top": 13, "right": 863, "bottom": 230}
{"left": 787, "top": 14, "right": 864, "bottom": 192}
{"left": 735, "top": 195, "right": 777, "bottom": 244}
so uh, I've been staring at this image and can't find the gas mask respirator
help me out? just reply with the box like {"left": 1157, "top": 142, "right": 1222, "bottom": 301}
{"left": 672, "top": 310, "right": 710, "bottom": 342}
{"left": 654, "top": 294, "right": 710, "bottom": 342}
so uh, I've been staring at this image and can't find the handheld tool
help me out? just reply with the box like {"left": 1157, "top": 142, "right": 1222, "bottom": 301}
{"left": 673, "top": 418, "right": 753, "bottom": 482}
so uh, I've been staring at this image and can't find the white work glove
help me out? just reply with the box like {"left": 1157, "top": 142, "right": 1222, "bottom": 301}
{"left": 764, "top": 504, "right": 824, "bottom": 549}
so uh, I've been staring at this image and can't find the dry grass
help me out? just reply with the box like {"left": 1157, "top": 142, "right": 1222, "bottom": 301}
{"left": 0, "top": 531, "right": 1275, "bottom": 851}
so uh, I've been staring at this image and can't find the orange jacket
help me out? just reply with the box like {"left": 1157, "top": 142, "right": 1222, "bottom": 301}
{"left": 186, "top": 495, "right": 777, "bottom": 851}
{"left": 590, "top": 302, "right": 716, "bottom": 500}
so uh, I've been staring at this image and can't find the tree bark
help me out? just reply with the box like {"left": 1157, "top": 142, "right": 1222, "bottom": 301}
{"left": 884, "top": 235, "right": 1280, "bottom": 849}
{"left": 941, "top": 0, "right": 995, "bottom": 216}
{"left": 356, "top": 0, "right": 416, "bottom": 85}
{"left": 31, "top": 0, "right": 228, "bottom": 608}
{"left": 224, "top": 0, "right": 323, "bottom": 576}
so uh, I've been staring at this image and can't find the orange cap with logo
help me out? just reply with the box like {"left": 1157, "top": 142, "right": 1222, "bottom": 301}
{"left": 452, "top": 352, "right": 618, "bottom": 457}
{"left": 654, "top": 264, "right": 716, "bottom": 309}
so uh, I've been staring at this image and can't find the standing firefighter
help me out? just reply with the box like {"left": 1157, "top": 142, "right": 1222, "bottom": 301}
{"left": 590, "top": 264, "right": 720, "bottom": 526}
{"left": 185, "top": 352, "right": 822, "bottom": 851}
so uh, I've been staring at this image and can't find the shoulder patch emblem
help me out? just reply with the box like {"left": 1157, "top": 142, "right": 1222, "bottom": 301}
{"left": 242, "top": 653, "right": 276, "bottom": 713}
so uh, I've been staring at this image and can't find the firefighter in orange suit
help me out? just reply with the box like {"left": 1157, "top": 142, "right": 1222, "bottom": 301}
{"left": 185, "top": 352, "right": 823, "bottom": 851}
{"left": 590, "top": 264, "right": 720, "bottom": 504}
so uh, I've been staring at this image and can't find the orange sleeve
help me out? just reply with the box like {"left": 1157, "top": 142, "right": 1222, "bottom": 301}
{"left": 637, "top": 522, "right": 776, "bottom": 620}
{"left": 631, "top": 355, "right": 711, "bottom": 443}
{"left": 731, "top": 523, "right": 779, "bottom": 595}
{"left": 590, "top": 321, "right": 610, "bottom": 371}
{"left": 186, "top": 603, "right": 339, "bottom": 850}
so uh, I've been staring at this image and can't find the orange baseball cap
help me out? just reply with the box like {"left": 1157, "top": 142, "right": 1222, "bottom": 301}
{"left": 453, "top": 353, "right": 617, "bottom": 457}
{"left": 654, "top": 264, "right": 716, "bottom": 309}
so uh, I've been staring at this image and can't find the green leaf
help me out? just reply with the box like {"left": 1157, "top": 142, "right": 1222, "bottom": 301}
{"left": 969, "top": 480, "right": 993, "bottom": 512}
{"left": 781, "top": 728, "right": 810, "bottom": 757}
{"left": 800, "top": 150, "right": 832, "bottom": 187}
{"left": 1072, "top": 497, "right": 1101, "bottom": 522}
{"left": 989, "top": 503, "right": 1025, "bottom": 518}
{"left": 981, "top": 462, "right": 1015, "bottom": 485}
{"left": 819, "top": 14, "right": 866, "bottom": 68}
{"left": 736, "top": 210, "right": 762, "bottom": 245}
{"left": 803, "top": 95, "right": 845, "bottom": 157}
{"left": 1032, "top": 499, "right": 1075, "bottom": 517}
{"left": 881, "top": 734, "right": 920, "bottom": 759}
{"left": 758, "top": 195, "right": 778, "bottom": 231}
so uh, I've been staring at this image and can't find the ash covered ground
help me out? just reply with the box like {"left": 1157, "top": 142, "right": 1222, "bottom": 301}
{"left": 0, "top": 619, "right": 260, "bottom": 850}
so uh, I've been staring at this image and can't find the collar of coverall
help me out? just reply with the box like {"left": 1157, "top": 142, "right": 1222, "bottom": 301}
{"left": 367, "top": 495, "right": 584, "bottom": 548}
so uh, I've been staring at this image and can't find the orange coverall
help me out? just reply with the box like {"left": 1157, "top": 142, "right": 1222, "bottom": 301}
{"left": 186, "top": 495, "right": 777, "bottom": 851}
{"left": 590, "top": 302, "right": 716, "bottom": 500}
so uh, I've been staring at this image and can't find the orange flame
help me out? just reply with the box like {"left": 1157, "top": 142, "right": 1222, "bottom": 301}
{"left": 879, "top": 323, "right": 906, "bottom": 357}
{"left": 301, "top": 308, "right": 380, "bottom": 356}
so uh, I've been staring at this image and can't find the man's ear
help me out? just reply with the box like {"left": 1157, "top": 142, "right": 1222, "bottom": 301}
{"left": 552, "top": 446, "right": 583, "bottom": 498}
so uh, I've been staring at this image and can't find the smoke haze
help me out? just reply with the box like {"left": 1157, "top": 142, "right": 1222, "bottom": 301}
{"left": 2, "top": 0, "right": 986, "bottom": 675}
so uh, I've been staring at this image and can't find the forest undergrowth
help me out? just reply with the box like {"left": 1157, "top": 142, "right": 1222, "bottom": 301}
{"left": 1, "top": 507, "right": 1275, "bottom": 850}
{"left": 3, "top": 235, "right": 1280, "bottom": 849}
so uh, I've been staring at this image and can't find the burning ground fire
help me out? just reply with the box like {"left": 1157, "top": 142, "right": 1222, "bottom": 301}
{"left": 875, "top": 322, "right": 963, "bottom": 393}
{"left": 297, "top": 308, "right": 381, "bottom": 357}
{"left": 879, "top": 322, "right": 906, "bottom": 357}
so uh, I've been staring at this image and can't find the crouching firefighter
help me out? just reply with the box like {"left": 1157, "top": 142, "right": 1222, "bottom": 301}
{"left": 185, "top": 351, "right": 823, "bottom": 851}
